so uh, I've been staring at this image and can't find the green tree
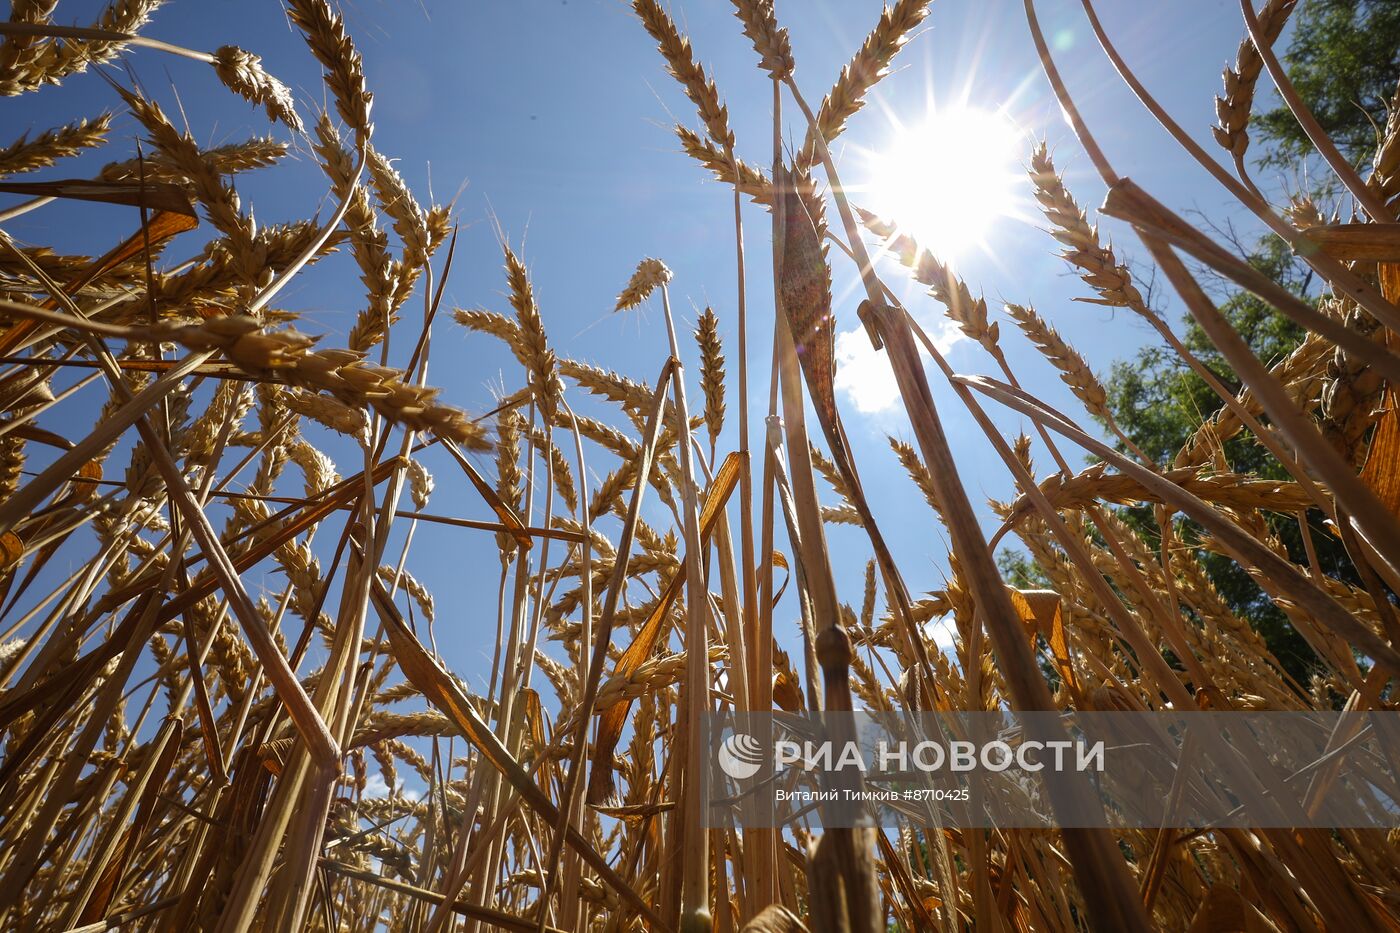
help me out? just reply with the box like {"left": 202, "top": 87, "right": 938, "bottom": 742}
{"left": 1025, "top": 0, "right": 1400, "bottom": 690}
{"left": 1255, "top": 0, "right": 1400, "bottom": 167}
{"left": 1102, "top": 238, "right": 1334, "bottom": 687}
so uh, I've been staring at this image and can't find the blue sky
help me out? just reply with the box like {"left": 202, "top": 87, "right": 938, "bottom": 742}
{"left": 4, "top": 0, "right": 1288, "bottom": 685}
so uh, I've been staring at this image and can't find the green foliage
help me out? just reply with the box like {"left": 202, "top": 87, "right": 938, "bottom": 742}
{"left": 997, "top": 548, "right": 1050, "bottom": 589}
{"left": 1102, "top": 237, "right": 1345, "bottom": 688}
{"left": 1255, "top": 0, "right": 1400, "bottom": 167}
{"left": 1097, "top": 225, "right": 1349, "bottom": 686}
{"left": 1029, "top": 1, "right": 1400, "bottom": 689}
{"left": 1105, "top": 238, "right": 1306, "bottom": 471}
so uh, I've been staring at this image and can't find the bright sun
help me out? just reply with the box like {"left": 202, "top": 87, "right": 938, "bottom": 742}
{"left": 864, "top": 106, "right": 1024, "bottom": 263}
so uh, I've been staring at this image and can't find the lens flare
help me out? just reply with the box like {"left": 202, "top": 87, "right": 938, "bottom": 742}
{"left": 863, "top": 106, "right": 1024, "bottom": 263}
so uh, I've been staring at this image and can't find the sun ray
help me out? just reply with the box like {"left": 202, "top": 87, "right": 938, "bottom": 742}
{"left": 860, "top": 105, "right": 1026, "bottom": 264}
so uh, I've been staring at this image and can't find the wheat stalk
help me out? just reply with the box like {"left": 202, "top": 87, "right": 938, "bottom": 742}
{"left": 1212, "top": 0, "right": 1298, "bottom": 166}
{"left": 211, "top": 45, "right": 302, "bottom": 131}
{"left": 675, "top": 125, "right": 772, "bottom": 205}
{"left": 729, "top": 0, "right": 793, "bottom": 80}
{"left": 614, "top": 256, "right": 672, "bottom": 312}
{"left": 861, "top": 207, "right": 999, "bottom": 354}
{"left": 634, "top": 0, "right": 733, "bottom": 151}
{"left": 285, "top": 0, "right": 371, "bottom": 140}
{"left": 1028, "top": 142, "right": 1146, "bottom": 314}
{"left": 1004, "top": 303, "right": 1107, "bottom": 417}
{"left": 0, "top": 2, "right": 1396, "bottom": 930}
{"left": 505, "top": 244, "right": 564, "bottom": 423}
{"left": 796, "top": 0, "right": 930, "bottom": 170}
{"left": 0, "top": 113, "right": 110, "bottom": 176}
{"left": 694, "top": 306, "right": 725, "bottom": 457}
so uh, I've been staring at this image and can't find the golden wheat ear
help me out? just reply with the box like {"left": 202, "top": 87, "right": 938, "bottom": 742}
{"left": 4, "top": 0, "right": 1400, "bottom": 929}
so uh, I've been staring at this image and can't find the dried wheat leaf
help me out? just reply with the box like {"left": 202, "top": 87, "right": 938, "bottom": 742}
{"left": 0, "top": 210, "right": 197, "bottom": 356}
{"left": 585, "top": 451, "right": 742, "bottom": 804}
{"left": 1301, "top": 223, "right": 1400, "bottom": 262}
{"left": 370, "top": 576, "right": 670, "bottom": 930}
{"left": 777, "top": 166, "right": 836, "bottom": 430}
{"left": 742, "top": 904, "right": 810, "bottom": 932}
{"left": 1008, "top": 588, "right": 1079, "bottom": 701}
{"left": 0, "top": 177, "right": 195, "bottom": 215}
{"left": 0, "top": 531, "right": 20, "bottom": 569}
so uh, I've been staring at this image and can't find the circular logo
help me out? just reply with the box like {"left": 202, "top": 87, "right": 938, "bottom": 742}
{"left": 717, "top": 732, "right": 764, "bottom": 780}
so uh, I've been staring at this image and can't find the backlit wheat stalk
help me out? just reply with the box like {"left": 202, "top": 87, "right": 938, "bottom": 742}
{"left": 0, "top": 0, "right": 1398, "bottom": 931}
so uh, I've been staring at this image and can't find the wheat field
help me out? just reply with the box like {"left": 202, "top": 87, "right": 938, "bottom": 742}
{"left": 0, "top": 0, "right": 1398, "bottom": 930}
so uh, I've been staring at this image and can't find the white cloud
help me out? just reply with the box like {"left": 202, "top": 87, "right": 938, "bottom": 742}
{"left": 834, "top": 328, "right": 899, "bottom": 414}
{"left": 363, "top": 772, "right": 391, "bottom": 798}
{"left": 362, "top": 772, "right": 425, "bottom": 801}
{"left": 926, "top": 614, "right": 959, "bottom": 655}
{"left": 832, "top": 319, "right": 963, "bottom": 414}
